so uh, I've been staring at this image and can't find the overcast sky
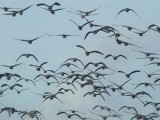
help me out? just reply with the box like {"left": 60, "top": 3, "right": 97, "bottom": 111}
{"left": 0, "top": 0, "right": 160, "bottom": 120}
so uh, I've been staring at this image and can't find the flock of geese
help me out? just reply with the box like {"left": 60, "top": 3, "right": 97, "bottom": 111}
{"left": 0, "top": 1, "right": 160, "bottom": 120}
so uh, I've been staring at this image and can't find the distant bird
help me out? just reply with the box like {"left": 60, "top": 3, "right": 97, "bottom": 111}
{"left": 112, "top": 24, "right": 142, "bottom": 32}
{"left": 76, "top": 45, "right": 104, "bottom": 56}
{"left": 85, "top": 18, "right": 101, "bottom": 28}
{"left": 118, "top": 70, "right": 141, "bottom": 78}
{"left": 131, "top": 49, "right": 160, "bottom": 57}
{"left": 17, "top": 78, "right": 36, "bottom": 86}
{"left": 36, "top": 2, "right": 61, "bottom": 10}
{"left": 108, "top": 32, "right": 130, "bottom": 39}
{"left": 29, "top": 62, "right": 48, "bottom": 71}
{"left": 104, "top": 54, "right": 127, "bottom": 60}
{"left": 16, "top": 53, "right": 39, "bottom": 62}
{"left": 0, "top": 7, "right": 21, "bottom": 11}
{"left": 108, "top": 78, "right": 131, "bottom": 90}
{"left": 0, "top": 63, "right": 23, "bottom": 69}
{"left": 57, "top": 82, "right": 77, "bottom": 90}
{"left": 58, "top": 88, "right": 75, "bottom": 94}
{"left": 41, "top": 7, "right": 66, "bottom": 14}
{"left": 43, "top": 91, "right": 64, "bottom": 103}
{"left": 84, "top": 29, "right": 101, "bottom": 39}
{"left": 116, "top": 38, "right": 142, "bottom": 48}
{"left": 12, "top": 33, "right": 46, "bottom": 44}
{"left": 69, "top": 19, "right": 93, "bottom": 30}
{"left": 148, "top": 24, "right": 160, "bottom": 33}
{"left": 133, "top": 82, "right": 155, "bottom": 91}
{"left": 57, "top": 112, "right": 84, "bottom": 118}
{"left": 132, "top": 30, "right": 149, "bottom": 36}
{"left": 119, "top": 106, "right": 138, "bottom": 113}
{"left": 47, "top": 33, "right": 80, "bottom": 38}
{"left": 115, "top": 8, "right": 140, "bottom": 18}
{"left": 143, "top": 62, "right": 160, "bottom": 66}
{"left": 1, "top": 83, "right": 23, "bottom": 90}
{"left": 135, "top": 56, "right": 160, "bottom": 61}
{"left": 0, "top": 72, "right": 21, "bottom": 80}
{"left": 68, "top": 6, "right": 100, "bottom": 19}
{"left": 34, "top": 74, "right": 59, "bottom": 83}
{"left": 14, "top": 88, "right": 29, "bottom": 94}
{"left": 63, "top": 57, "right": 84, "bottom": 67}
{"left": 71, "top": 6, "right": 100, "bottom": 17}
{"left": 7, "top": 4, "right": 33, "bottom": 16}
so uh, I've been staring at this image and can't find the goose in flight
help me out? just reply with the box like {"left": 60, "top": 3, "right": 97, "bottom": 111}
{"left": 41, "top": 7, "right": 66, "bottom": 15}
{"left": 48, "top": 33, "right": 80, "bottom": 38}
{"left": 118, "top": 70, "right": 141, "bottom": 78}
{"left": 69, "top": 19, "right": 93, "bottom": 30}
{"left": 115, "top": 8, "right": 140, "bottom": 18}
{"left": 29, "top": 62, "right": 48, "bottom": 71}
{"left": 7, "top": 4, "right": 34, "bottom": 16}
{"left": 104, "top": 54, "right": 127, "bottom": 60}
{"left": 131, "top": 49, "right": 160, "bottom": 57}
{"left": 0, "top": 63, "right": 23, "bottom": 69}
{"left": 0, "top": 7, "right": 21, "bottom": 11}
{"left": 12, "top": 33, "right": 46, "bottom": 44}
{"left": 16, "top": 53, "right": 39, "bottom": 62}
{"left": 1, "top": 83, "right": 23, "bottom": 90}
{"left": 76, "top": 45, "right": 104, "bottom": 56}
{"left": 36, "top": 2, "right": 61, "bottom": 11}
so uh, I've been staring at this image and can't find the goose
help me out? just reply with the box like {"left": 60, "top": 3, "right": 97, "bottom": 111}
{"left": 12, "top": 33, "right": 46, "bottom": 44}
{"left": 69, "top": 19, "right": 93, "bottom": 30}
{"left": 115, "top": 8, "right": 140, "bottom": 18}
{"left": 76, "top": 45, "right": 104, "bottom": 56}
{"left": 1, "top": 63, "right": 23, "bottom": 69}
{"left": 16, "top": 53, "right": 39, "bottom": 62}
{"left": 37, "top": 2, "right": 61, "bottom": 10}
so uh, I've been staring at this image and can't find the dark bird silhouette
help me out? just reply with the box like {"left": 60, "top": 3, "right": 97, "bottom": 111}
{"left": 132, "top": 30, "right": 149, "bottom": 36}
{"left": 1, "top": 83, "right": 23, "bottom": 90}
{"left": 104, "top": 54, "right": 127, "bottom": 60}
{"left": 0, "top": 72, "right": 21, "bottom": 80}
{"left": 57, "top": 112, "right": 85, "bottom": 119}
{"left": 8, "top": 4, "right": 33, "bottom": 16}
{"left": 58, "top": 88, "right": 75, "bottom": 94}
{"left": 119, "top": 106, "right": 138, "bottom": 113}
{"left": 69, "top": 19, "right": 93, "bottom": 30}
{"left": 133, "top": 82, "right": 155, "bottom": 91}
{"left": 118, "top": 70, "right": 141, "bottom": 78}
{"left": 0, "top": 7, "right": 21, "bottom": 11}
{"left": 115, "top": 8, "right": 140, "bottom": 18}
{"left": 143, "top": 62, "right": 160, "bottom": 66}
{"left": 34, "top": 74, "right": 59, "bottom": 83}
{"left": 47, "top": 33, "right": 80, "bottom": 38}
{"left": 12, "top": 33, "right": 46, "bottom": 44}
{"left": 16, "top": 53, "right": 39, "bottom": 62}
{"left": 92, "top": 105, "right": 119, "bottom": 115}
{"left": 43, "top": 91, "right": 64, "bottom": 103}
{"left": 108, "top": 78, "right": 131, "bottom": 90}
{"left": 85, "top": 18, "right": 101, "bottom": 28}
{"left": 76, "top": 45, "right": 104, "bottom": 56}
{"left": 0, "top": 106, "right": 18, "bottom": 117}
{"left": 57, "top": 82, "right": 77, "bottom": 90}
{"left": 148, "top": 24, "right": 160, "bottom": 33}
{"left": 0, "top": 63, "right": 23, "bottom": 69}
{"left": 131, "top": 49, "right": 159, "bottom": 57}
{"left": 71, "top": 6, "right": 100, "bottom": 17}
{"left": 112, "top": 24, "right": 142, "bottom": 31}
{"left": 42, "top": 7, "right": 66, "bottom": 14}
{"left": 116, "top": 38, "right": 142, "bottom": 48}
{"left": 135, "top": 56, "right": 160, "bottom": 61}
{"left": 64, "top": 57, "right": 84, "bottom": 67}
{"left": 14, "top": 88, "right": 29, "bottom": 94}
{"left": 29, "top": 62, "right": 48, "bottom": 71}
{"left": 17, "top": 78, "right": 36, "bottom": 86}
{"left": 36, "top": 2, "right": 61, "bottom": 10}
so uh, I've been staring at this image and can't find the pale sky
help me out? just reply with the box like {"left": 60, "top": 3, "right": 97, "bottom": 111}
{"left": 0, "top": 0, "right": 160, "bottom": 120}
